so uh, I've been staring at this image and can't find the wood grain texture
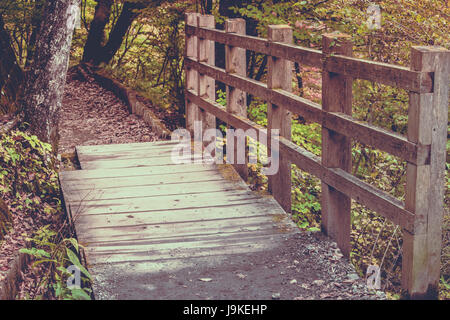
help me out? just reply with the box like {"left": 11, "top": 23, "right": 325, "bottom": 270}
{"left": 185, "top": 13, "right": 200, "bottom": 134}
{"left": 225, "top": 18, "right": 248, "bottom": 180}
{"left": 402, "top": 46, "right": 450, "bottom": 299}
{"left": 185, "top": 58, "right": 426, "bottom": 165}
{"left": 60, "top": 142, "right": 297, "bottom": 292}
{"left": 186, "top": 92, "right": 415, "bottom": 232}
{"left": 197, "top": 15, "right": 216, "bottom": 136}
{"left": 320, "top": 33, "right": 353, "bottom": 258}
{"left": 185, "top": 25, "right": 433, "bottom": 93}
{"left": 267, "top": 25, "right": 293, "bottom": 213}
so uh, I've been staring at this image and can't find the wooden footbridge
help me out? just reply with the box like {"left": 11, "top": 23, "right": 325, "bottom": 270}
{"left": 59, "top": 14, "right": 449, "bottom": 299}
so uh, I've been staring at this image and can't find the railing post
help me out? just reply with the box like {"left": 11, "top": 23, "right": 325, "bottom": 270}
{"left": 197, "top": 15, "right": 216, "bottom": 141}
{"left": 225, "top": 18, "right": 247, "bottom": 180}
{"left": 403, "top": 46, "right": 450, "bottom": 299}
{"left": 185, "top": 12, "right": 199, "bottom": 135}
{"left": 267, "top": 25, "right": 293, "bottom": 213}
{"left": 321, "top": 33, "right": 353, "bottom": 258}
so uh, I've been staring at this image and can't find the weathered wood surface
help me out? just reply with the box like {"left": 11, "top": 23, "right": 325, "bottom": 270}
{"left": 402, "top": 46, "right": 450, "bottom": 299}
{"left": 225, "top": 18, "right": 248, "bottom": 180}
{"left": 320, "top": 33, "right": 353, "bottom": 258}
{"left": 185, "top": 25, "right": 433, "bottom": 93}
{"left": 185, "top": 91, "right": 415, "bottom": 232}
{"left": 267, "top": 25, "right": 293, "bottom": 213}
{"left": 59, "top": 141, "right": 297, "bottom": 299}
{"left": 197, "top": 15, "right": 216, "bottom": 136}
{"left": 185, "top": 17, "right": 449, "bottom": 299}
{"left": 185, "top": 58, "right": 427, "bottom": 165}
{"left": 185, "top": 13, "right": 200, "bottom": 134}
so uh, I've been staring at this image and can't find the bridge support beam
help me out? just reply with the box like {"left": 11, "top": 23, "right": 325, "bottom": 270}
{"left": 403, "top": 46, "right": 450, "bottom": 299}
{"left": 267, "top": 25, "right": 293, "bottom": 214}
{"left": 225, "top": 18, "right": 248, "bottom": 180}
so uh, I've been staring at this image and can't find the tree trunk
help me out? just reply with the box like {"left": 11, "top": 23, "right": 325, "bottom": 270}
{"left": 22, "top": 0, "right": 80, "bottom": 150}
{"left": 82, "top": 0, "right": 113, "bottom": 65}
{"left": 0, "top": 15, "right": 24, "bottom": 106}
{"left": 25, "top": 0, "right": 45, "bottom": 69}
{"left": 82, "top": 1, "right": 146, "bottom": 66}
{"left": 99, "top": 1, "right": 144, "bottom": 65}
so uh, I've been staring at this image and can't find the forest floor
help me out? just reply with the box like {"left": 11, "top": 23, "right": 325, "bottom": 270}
{"left": 7, "top": 70, "right": 385, "bottom": 300}
{"left": 58, "top": 69, "right": 160, "bottom": 155}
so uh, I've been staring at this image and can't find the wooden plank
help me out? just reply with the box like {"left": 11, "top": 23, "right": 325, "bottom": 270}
{"left": 323, "top": 112, "right": 428, "bottom": 165}
{"left": 185, "top": 12, "right": 200, "bottom": 133}
{"left": 186, "top": 59, "right": 425, "bottom": 164}
{"left": 322, "top": 167, "right": 414, "bottom": 232}
{"left": 197, "top": 15, "right": 216, "bottom": 137}
{"left": 76, "top": 141, "right": 179, "bottom": 153}
{"left": 79, "top": 155, "right": 195, "bottom": 170}
{"left": 186, "top": 25, "right": 432, "bottom": 92}
{"left": 185, "top": 92, "right": 416, "bottom": 232}
{"left": 320, "top": 33, "right": 353, "bottom": 257}
{"left": 67, "top": 190, "right": 266, "bottom": 216}
{"left": 225, "top": 18, "right": 248, "bottom": 180}
{"left": 186, "top": 25, "right": 323, "bottom": 68}
{"left": 74, "top": 202, "right": 288, "bottom": 228}
{"left": 270, "top": 89, "right": 323, "bottom": 124}
{"left": 186, "top": 57, "right": 270, "bottom": 100}
{"left": 267, "top": 25, "right": 292, "bottom": 213}
{"left": 77, "top": 215, "right": 289, "bottom": 243}
{"left": 59, "top": 163, "right": 216, "bottom": 181}
{"left": 324, "top": 54, "right": 433, "bottom": 93}
{"left": 61, "top": 170, "right": 226, "bottom": 191}
{"left": 77, "top": 148, "right": 175, "bottom": 162}
{"left": 82, "top": 232, "right": 291, "bottom": 265}
{"left": 402, "top": 46, "right": 450, "bottom": 299}
{"left": 277, "top": 137, "right": 415, "bottom": 232}
{"left": 69, "top": 197, "right": 278, "bottom": 218}
{"left": 63, "top": 179, "right": 247, "bottom": 203}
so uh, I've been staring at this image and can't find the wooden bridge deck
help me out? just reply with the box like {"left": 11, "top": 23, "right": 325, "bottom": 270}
{"left": 59, "top": 141, "right": 299, "bottom": 299}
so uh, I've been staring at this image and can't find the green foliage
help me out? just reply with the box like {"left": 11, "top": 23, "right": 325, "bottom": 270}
{"left": 0, "top": 130, "right": 92, "bottom": 300}
{"left": 19, "top": 227, "right": 92, "bottom": 300}
{"left": 0, "top": 130, "right": 57, "bottom": 205}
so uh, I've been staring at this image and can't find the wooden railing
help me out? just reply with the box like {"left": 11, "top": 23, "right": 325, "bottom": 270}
{"left": 184, "top": 13, "right": 450, "bottom": 299}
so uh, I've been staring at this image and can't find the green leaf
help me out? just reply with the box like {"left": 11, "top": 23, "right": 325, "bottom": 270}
{"left": 66, "top": 248, "right": 92, "bottom": 280}
{"left": 69, "top": 288, "right": 91, "bottom": 300}
{"left": 64, "top": 238, "right": 79, "bottom": 253}
{"left": 19, "top": 248, "right": 51, "bottom": 258}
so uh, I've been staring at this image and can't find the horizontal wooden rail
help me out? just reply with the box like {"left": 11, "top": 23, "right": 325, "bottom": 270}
{"left": 186, "top": 90, "right": 415, "bottom": 232}
{"left": 186, "top": 25, "right": 433, "bottom": 93}
{"left": 323, "top": 55, "right": 433, "bottom": 93}
{"left": 185, "top": 57, "right": 428, "bottom": 165}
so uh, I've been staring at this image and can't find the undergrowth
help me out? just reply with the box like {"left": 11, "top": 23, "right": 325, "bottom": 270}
{"left": 0, "top": 129, "right": 92, "bottom": 300}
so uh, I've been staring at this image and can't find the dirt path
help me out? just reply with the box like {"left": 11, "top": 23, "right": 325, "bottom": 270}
{"left": 92, "top": 232, "right": 386, "bottom": 300}
{"left": 58, "top": 70, "right": 159, "bottom": 155}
